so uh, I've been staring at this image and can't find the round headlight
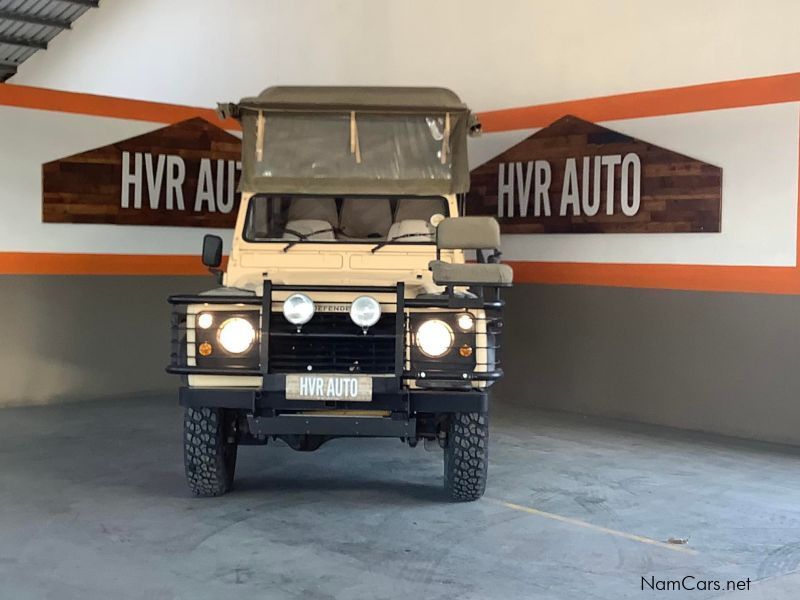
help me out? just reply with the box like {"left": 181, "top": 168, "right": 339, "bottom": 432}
{"left": 217, "top": 317, "right": 256, "bottom": 354}
{"left": 416, "top": 319, "right": 454, "bottom": 358}
{"left": 283, "top": 293, "right": 315, "bottom": 325}
{"left": 197, "top": 312, "right": 214, "bottom": 330}
{"left": 456, "top": 313, "right": 474, "bottom": 331}
{"left": 350, "top": 295, "right": 381, "bottom": 328}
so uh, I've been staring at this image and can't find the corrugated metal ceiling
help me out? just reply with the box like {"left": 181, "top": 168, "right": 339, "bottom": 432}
{"left": 0, "top": 0, "right": 98, "bottom": 82}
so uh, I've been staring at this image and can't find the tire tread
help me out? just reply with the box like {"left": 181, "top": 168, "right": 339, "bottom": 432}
{"left": 444, "top": 411, "right": 489, "bottom": 501}
{"left": 183, "top": 407, "right": 236, "bottom": 497}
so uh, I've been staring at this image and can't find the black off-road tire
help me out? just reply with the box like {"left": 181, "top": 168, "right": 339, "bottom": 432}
{"left": 443, "top": 411, "right": 489, "bottom": 501}
{"left": 183, "top": 407, "right": 238, "bottom": 497}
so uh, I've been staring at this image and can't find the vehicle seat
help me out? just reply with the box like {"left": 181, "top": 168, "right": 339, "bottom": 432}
{"left": 282, "top": 219, "right": 336, "bottom": 241}
{"left": 339, "top": 198, "right": 392, "bottom": 238}
{"left": 429, "top": 260, "right": 513, "bottom": 286}
{"left": 394, "top": 198, "right": 445, "bottom": 223}
{"left": 287, "top": 197, "right": 339, "bottom": 228}
{"left": 386, "top": 219, "right": 435, "bottom": 242}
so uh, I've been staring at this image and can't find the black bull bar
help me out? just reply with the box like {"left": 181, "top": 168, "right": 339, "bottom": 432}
{"left": 167, "top": 281, "right": 504, "bottom": 417}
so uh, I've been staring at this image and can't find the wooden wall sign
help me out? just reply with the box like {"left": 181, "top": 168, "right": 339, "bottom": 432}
{"left": 42, "top": 117, "right": 242, "bottom": 227}
{"left": 467, "top": 115, "right": 722, "bottom": 233}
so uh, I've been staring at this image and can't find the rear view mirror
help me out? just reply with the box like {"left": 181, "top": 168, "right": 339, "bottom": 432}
{"left": 202, "top": 234, "right": 223, "bottom": 268}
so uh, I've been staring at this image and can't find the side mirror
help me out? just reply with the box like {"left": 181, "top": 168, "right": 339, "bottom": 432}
{"left": 201, "top": 234, "right": 223, "bottom": 268}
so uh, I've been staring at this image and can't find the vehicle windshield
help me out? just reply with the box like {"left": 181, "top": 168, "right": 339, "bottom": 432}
{"left": 247, "top": 113, "right": 454, "bottom": 182}
{"left": 243, "top": 195, "right": 448, "bottom": 246}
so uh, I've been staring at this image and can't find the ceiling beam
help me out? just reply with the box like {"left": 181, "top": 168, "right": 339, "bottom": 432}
{"left": 58, "top": 0, "right": 99, "bottom": 7}
{"left": 0, "top": 9, "right": 71, "bottom": 29}
{"left": 0, "top": 34, "right": 48, "bottom": 50}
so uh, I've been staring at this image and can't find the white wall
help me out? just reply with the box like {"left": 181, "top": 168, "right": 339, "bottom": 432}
{"left": 7, "top": 0, "right": 800, "bottom": 267}
{"left": 2, "top": 101, "right": 795, "bottom": 266}
{"left": 14, "top": 0, "right": 800, "bottom": 111}
{"left": 498, "top": 104, "right": 800, "bottom": 267}
{"left": 0, "top": 107, "right": 236, "bottom": 255}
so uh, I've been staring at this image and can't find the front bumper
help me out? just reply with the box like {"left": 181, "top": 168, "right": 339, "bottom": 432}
{"left": 179, "top": 374, "right": 488, "bottom": 415}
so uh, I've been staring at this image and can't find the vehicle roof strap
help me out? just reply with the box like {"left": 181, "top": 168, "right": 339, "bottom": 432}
{"left": 255, "top": 110, "right": 265, "bottom": 162}
{"left": 441, "top": 112, "right": 451, "bottom": 164}
{"left": 350, "top": 111, "right": 362, "bottom": 164}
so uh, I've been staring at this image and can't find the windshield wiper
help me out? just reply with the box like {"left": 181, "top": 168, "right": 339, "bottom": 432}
{"left": 282, "top": 227, "right": 336, "bottom": 252}
{"left": 371, "top": 232, "right": 433, "bottom": 253}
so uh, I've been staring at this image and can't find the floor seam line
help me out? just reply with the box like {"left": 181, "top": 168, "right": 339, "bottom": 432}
{"left": 490, "top": 498, "right": 699, "bottom": 555}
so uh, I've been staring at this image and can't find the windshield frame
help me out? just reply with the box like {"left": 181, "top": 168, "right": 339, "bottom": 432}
{"left": 241, "top": 193, "right": 450, "bottom": 247}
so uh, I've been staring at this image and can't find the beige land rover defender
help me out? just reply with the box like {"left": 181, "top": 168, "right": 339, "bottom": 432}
{"left": 167, "top": 87, "right": 513, "bottom": 501}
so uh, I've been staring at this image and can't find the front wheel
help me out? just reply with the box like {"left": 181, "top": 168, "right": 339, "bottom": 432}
{"left": 443, "top": 412, "right": 489, "bottom": 501}
{"left": 183, "top": 407, "right": 238, "bottom": 497}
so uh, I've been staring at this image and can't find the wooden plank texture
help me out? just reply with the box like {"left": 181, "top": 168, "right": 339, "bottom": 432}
{"left": 466, "top": 115, "right": 722, "bottom": 234}
{"left": 42, "top": 118, "right": 242, "bottom": 228}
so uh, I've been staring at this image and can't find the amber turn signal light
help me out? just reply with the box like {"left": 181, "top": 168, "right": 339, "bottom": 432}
{"left": 198, "top": 341, "right": 213, "bottom": 356}
{"left": 459, "top": 344, "right": 473, "bottom": 358}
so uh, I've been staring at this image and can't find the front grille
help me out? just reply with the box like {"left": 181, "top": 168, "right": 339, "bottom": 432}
{"left": 268, "top": 312, "right": 396, "bottom": 374}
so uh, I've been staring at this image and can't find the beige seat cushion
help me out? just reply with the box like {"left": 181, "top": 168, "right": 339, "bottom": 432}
{"left": 387, "top": 219, "right": 435, "bottom": 242}
{"left": 394, "top": 198, "right": 446, "bottom": 222}
{"left": 283, "top": 219, "right": 336, "bottom": 240}
{"left": 340, "top": 198, "right": 392, "bottom": 238}
{"left": 429, "top": 260, "right": 513, "bottom": 286}
{"left": 436, "top": 217, "right": 501, "bottom": 250}
{"left": 287, "top": 197, "right": 339, "bottom": 227}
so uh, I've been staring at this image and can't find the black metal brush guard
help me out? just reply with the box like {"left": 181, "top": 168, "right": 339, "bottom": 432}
{"left": 167, "top": 280, "right": 504, "bottom": 383}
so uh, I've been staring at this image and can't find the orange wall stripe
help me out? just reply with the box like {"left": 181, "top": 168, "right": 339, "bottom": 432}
{"left": 478, "top": 72, "right": 800, "bottom": 132}
{"left": 2, "top": 251, "right": 797, "bottom": 292}
{"left": 5, "top": 251, "right": 797, "bottom": 292}
{"left": 507, "top": 261, "right": 800, "bottom": 295}
{"left": 0, "top": 83, "right": 240, "bottom": 129}
{"left": 5, "top": 73, "right": 798, "bottom": 133}
{"left": 0, "top": 252, "right": 228, "bottom": 276}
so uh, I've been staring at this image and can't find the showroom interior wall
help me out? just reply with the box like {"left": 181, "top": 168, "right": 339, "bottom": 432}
{"left": 3, "top": 0, "right": 800, "bottom": 444}
{"left": 0, "top": 97, "right": 233, "bottom": 405}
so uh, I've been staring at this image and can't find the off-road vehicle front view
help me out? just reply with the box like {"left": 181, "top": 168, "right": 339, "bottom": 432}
{"left": 167, "top": 87, "right": 513, "bottom": 501}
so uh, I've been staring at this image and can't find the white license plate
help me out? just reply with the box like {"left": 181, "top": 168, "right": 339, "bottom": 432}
{"left": 285, "top": 374, "right": 373, "bottom": 402}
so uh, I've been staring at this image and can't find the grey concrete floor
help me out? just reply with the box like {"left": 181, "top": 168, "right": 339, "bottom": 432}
{"left": 1, "top": 397, "right": 800, "bottom": 599}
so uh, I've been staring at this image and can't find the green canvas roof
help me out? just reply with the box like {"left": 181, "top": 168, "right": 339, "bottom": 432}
{"left": 218, "top": 86, "right": 477, "bottom": 195}
{"left": 219, "top": 86, "right": 470, "bottom": 117}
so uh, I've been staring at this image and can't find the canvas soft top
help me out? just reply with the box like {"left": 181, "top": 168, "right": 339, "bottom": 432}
{"left": 217, "top": 86, "right": 471, "bottom": 118}
{"left": 218, "top": 86, "right": 478, "bottom": 196}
